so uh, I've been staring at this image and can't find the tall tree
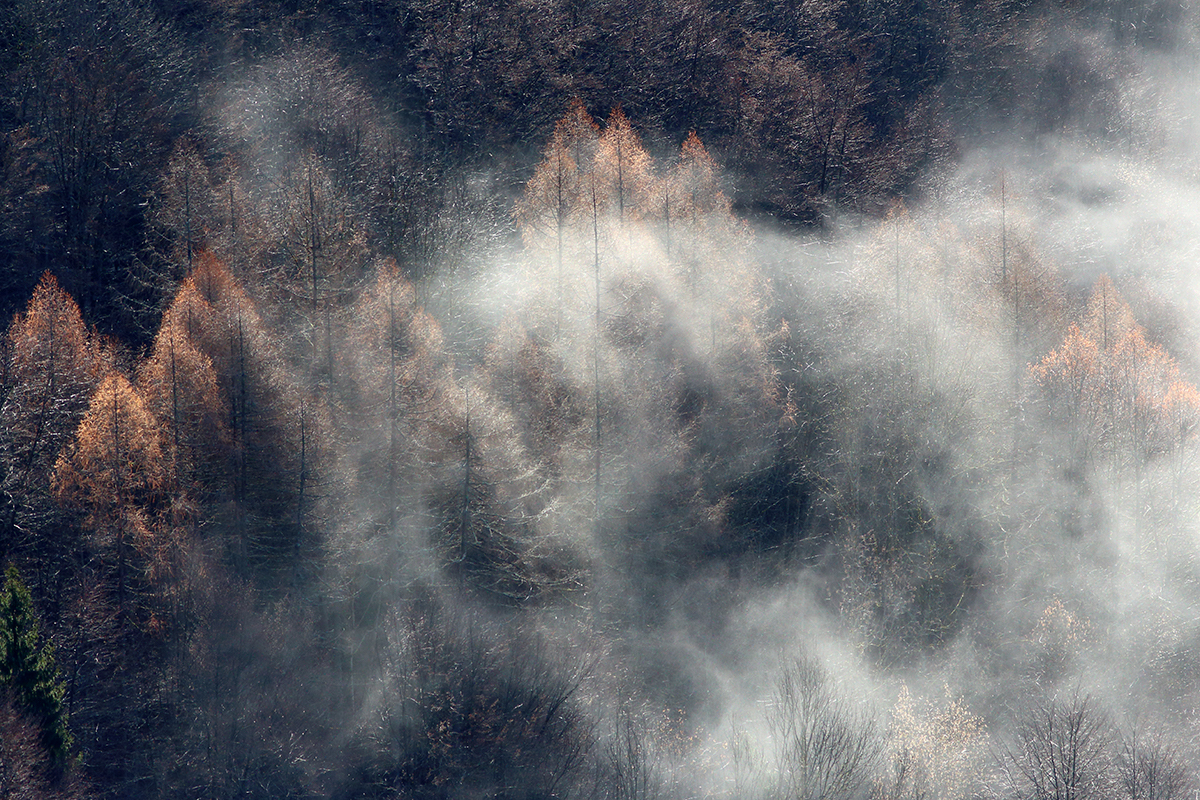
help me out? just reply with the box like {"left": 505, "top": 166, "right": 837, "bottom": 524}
{"left": 136, "top": 276, "right": 232, "bottom": 525}
{"left": 516, "top": 99, "right": 600, "bottom": 333}
{"left": 595, "top": 106, "right": 653, "bottom": 230}
{"left": 52, "top": 372, "right": 165, "bottom": 626}
{"left": 187, "top": 251, "right": 328, "bottom": 587}
{"left": 152, "top": 137, "right": 216, "bottom": 276}
{"left": 1031, "top": 274, "right": 1200, "bottom": 471}
{"left": 0, "top": 273, "right": 105, "bottom": 572}
{"left": 340, "top": 259, "right": 449, "bottom": 531}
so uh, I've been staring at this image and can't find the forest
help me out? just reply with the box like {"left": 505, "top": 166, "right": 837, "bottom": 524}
{"left": 2, "top": 0, "right": 1200, "bottom": 798}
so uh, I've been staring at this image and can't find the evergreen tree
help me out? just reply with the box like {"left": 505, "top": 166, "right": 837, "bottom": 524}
{"left": 0, "top": 564, "right": 72, "bottom": 770}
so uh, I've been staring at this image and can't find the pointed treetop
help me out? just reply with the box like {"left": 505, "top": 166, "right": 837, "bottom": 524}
{"left": 7, "top": 272, "right": 91, "bottom": 354}
{"left": 1083, "top": 274, "right": 1138, "bottom": 352}
{"left": 554, "top": 97, "right": 600, "bottom": 152}
{"left": 189, "top": 250, "right": 254, "bottom": 314}
{"left": 53, "top": 371, "right": 165, "bottom": 517}
{"left": 597, "top": 105, "right": 653, "bottom": 220}
{"left": 671, "top": 131, "right": 729, "bottom": 218}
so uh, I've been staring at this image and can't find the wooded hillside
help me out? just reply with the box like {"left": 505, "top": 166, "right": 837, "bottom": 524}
{"left": 1, "top": 2, "right": 1199, "bottom": 799}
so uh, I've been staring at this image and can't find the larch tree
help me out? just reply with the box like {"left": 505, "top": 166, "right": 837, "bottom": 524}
{"left": 1032, "top": 275, "right": 1200, "bottom": 473}
{"left": 340, "top": 259, "right": 450, "bottom": 531}
{"left": 195, "top": 252, "right": 324, "bottom": 587}
{"left": 136, "top": 276, "right": 232, "bottom": 526}
{"left": 516, "top": 99, "right": 600, "bottom": 334}
{"left": 665, "top": 131, "right": 753, "bottom": 350}
{"left": 52, "top": 371, "right": 165, "bottom": 626}
{"left": 1031, "top": 324, "right": 1104, "bottom": 462}
{"left": 595, "top": 106, "right": 653, "bottom": 231}
{"left": 273, "top": 151, "right": 370, "bottom": 395}
{"left": 0, "top": 273, "right": 106, "bottom": 572}
{"left": 153, "top": 137, "right": 216, "bottom": 276}
{"left": 668, "top": 133, "right": 725, "bottom": 223}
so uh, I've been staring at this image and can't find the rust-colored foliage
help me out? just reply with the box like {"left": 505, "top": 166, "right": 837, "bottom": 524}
{"left": 183, "top": 251, "right": 324, "bottom": 584}
{"left": 343, "top": 259, "right": 448, "bottom": 420}
{"left": 184, "top": 250, "right": 275, "bottom": 412}
{"left": 52, "top": 370, "right": 167, "bottom": 623}
{"left": 53, "top": 372, "right": 164, "bottom": 528}
{"left": 136, "top": 277, "right": 232, "bottom": 502}
{"left": 154, "top": 137, "right": 216, "bottom": 272}
{"left": 188, "top": 250, "right": 259, "bottom": 329}
{"left": 669, "top": 131, "right": 729, "bottom": 222}
{"left": 595, "top": 106, "right": 653, "bottom": 225}
{"left": 0, "top": 273, "right": 108, "bottom": 558}
{"left": 1031, "top": 275, "right": 1200, "bottom": 461}
{"left": 340, "top": 259, "right": 450, "bottom": 504}
{"left": 516, "top": 98, "right": 599, "bottom": 251}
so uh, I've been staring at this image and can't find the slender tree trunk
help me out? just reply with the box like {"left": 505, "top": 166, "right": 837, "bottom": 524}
{"left": 388, "top": 278, "right": 398, "bottom": 532}
{"left": 592, "top": 177, "right": 602, "bottom": 535}
{"left": 461, "top": 385, "right": 472, "bottom": 574}
{"left": 183, "top": 170, "right": 193, "bottom": 272}
{"left": 296, "top": 400, "right": 307, "bottom": 590}
{"left": 112, "top": 385, "right": 125, "bottom": 628}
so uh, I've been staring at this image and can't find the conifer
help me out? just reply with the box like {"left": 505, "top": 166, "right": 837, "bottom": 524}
{"left": 0, "top": 273, "right": 105, "bottom": 562}
{"left": 0, "top": 564, "right": 72, "bottom": 770}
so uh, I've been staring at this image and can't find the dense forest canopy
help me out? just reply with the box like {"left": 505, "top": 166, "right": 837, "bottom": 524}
{"left": 2, "top": 1, "right": 1200, "bottom": 798}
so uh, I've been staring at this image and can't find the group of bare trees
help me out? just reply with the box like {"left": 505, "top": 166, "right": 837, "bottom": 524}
{"left": 731, "top": 663, "right": 1195, "bottom": 800}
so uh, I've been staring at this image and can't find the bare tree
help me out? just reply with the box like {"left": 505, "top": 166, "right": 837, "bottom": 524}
{"left": 604, "top": 708, "right": 663, "bottom": 800}
{"left": 1117, "top": 726, "right": 1194, "bottom": 800}
{"left": 767, "top": 657, "right": 881, "bottom": 800}
{"left": 998, "top": 692, "right": 1113, "bottom": 800}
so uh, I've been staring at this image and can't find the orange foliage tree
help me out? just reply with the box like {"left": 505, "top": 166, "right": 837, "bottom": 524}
{"left": 516, "top": 99, "right": 600, "bottom": 326}
{"left": 153, "top": 137, "right": 217, "bottom": 274}
{"left": 339, "top": 259, "right": 450, "bottom": 530}
{"left": 595, "top": 106, "right": 653, "bottom": 228}
{"left": 177, "top": 250, "right": 328, "bottom": 588}
{"left": 136, "top": 276, "right": 233, "bottom": 529}
{"left": 0, "top": 272, "right": 108, "bottom": 567}
{"left": 1031, "top": 275, "right": 1200, "bottom": 466}
{"left": 53, "top": 372, "right": 165, "bottom": 624}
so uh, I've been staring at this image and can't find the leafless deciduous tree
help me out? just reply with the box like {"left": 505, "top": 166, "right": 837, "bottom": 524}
{"left": 998, "top": 692, "right": 1113, "bottom": 800}
{"left": 1117, "top": 727, "right": 1194, "bottom": 800}
{"left": 767, "top": 657, "right": 881, "bottom": 800}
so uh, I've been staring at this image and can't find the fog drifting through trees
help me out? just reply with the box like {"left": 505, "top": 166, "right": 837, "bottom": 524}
{"left": 4, "top": 2, "right": 1200, "bottom": 799}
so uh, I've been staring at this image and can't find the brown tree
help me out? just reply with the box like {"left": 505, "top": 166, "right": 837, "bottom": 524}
{"left": 0, "top": 273, "right": 106, "bottom": 571}
{"left": 516, "top": 99, "right": 600, "bottom": 331}
{"left": 52, "top": 371, "right": 165, "bottom": 625}
{"left": 1031, "top": 275, "right": 1200, "bottom": 469}
{"left": 339, "top": 259, "right": 450, "bottom": 531}
{"left": 182, "top": 251, "right": 325, "bottom": 588}
{"left": 136, "top": 276, "right": 233, "bottom": 528}
{"left": 595, "top": 106, "right": 653, "bottom": 229}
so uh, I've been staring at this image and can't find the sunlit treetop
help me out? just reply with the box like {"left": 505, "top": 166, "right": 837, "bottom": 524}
{"left": 1031, "top": 274, "right": 1200, "bottom": 458}
{"left": 516, "top": 98, "right": 600, "bottom": 245}
{"left": 53, "top": 371, "right": 165, "bottom": 518}
{"left": 595, "top": 105, "right": 653, "bottom": 223}
{"left": 670, "top": 131, "right": 729, "bottom": 220}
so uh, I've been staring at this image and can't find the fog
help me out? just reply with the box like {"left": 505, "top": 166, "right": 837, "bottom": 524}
{"left": 394, "top": 13, "right": 1200, "bottom": 797}
{"left": 11, "top": 3, "right": 1200, "bottom": 799}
